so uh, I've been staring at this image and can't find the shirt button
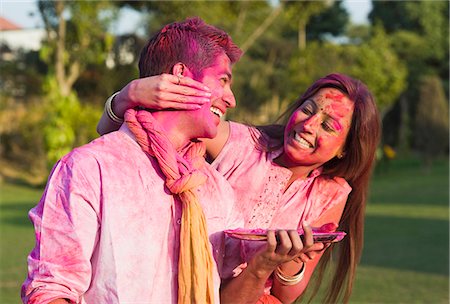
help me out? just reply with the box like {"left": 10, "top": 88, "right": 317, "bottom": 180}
{"left": 177, "top": 218, "right": 182, "bottom": 225}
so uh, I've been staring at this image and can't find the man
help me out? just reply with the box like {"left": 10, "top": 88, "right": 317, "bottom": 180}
{"left": 22, "top": 17, "right": 243, "bottom": 304}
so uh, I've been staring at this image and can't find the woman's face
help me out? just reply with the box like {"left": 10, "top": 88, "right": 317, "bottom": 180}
{"left": 282, "top": 88, "right": 354, "bottom": 169}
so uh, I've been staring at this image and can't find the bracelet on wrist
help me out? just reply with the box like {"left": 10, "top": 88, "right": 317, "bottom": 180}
{"left": 105, "top": 91, "right": 123, "bottom": 124}
{"left": 274, "top": 263, "right": 305, "bottom": 286}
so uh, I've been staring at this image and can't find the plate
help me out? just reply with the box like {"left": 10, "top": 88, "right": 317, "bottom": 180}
{"left": 224, "top": 228, "right": 346, "bottom": 243}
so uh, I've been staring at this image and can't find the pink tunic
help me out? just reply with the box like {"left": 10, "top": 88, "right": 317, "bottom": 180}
{"left": 22, "top": 125, "right": 242, "bottom": 304}
{"left": 211, "top": 122, "right": 352, "bottom": 290}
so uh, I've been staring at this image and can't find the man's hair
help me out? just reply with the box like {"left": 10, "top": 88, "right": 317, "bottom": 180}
{"left": 138, "top": 17, "right": 242, "bottom": 80}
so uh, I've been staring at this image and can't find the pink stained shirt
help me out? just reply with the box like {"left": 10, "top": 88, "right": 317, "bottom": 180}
{"left": 211, "top": 122, "right": 352, "bottom": 291}
{"left": 22, "top": 125, "right": 242, "bottom": 304}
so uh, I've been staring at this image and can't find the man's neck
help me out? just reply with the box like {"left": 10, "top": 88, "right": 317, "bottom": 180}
{"left": 151, "top": 110, "right": 193, "bottom": 151}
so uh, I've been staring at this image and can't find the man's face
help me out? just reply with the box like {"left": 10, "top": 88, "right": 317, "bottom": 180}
{"left": 187, "top": 53, "right": 236, "bottom": 139}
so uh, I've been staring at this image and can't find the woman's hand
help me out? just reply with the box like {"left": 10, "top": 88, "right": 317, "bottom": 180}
{"left": 246, "top": 222, "right": 325, "bottom": 279}
{"left": 113, "top": 74, "right": 212, "bottom": 117}
{"left": 220, "top": 222, "right": 334, "bottom": 304}
{"left": 293, "top": 222, "right": 336, "bottom": 264}
{"left": 97, "top": 74, "right": 211, "bottom": 135}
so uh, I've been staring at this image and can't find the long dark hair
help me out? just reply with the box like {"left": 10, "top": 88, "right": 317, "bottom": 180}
{"left": 258, "top": 73, "right": 381, "bottom": 303}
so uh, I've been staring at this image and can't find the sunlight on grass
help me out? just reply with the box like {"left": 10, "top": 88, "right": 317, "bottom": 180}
{"left": 0, "top": 183, "right": 40, "bottom": 304}
{"left": 352, "top": 265, "right": 449, "bottom": 303}
{"left": 367, "top": 204, "right": 449, "bottom": 220}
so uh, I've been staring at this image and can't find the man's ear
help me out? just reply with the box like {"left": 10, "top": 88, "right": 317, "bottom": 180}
{"left": 172, "top": 62, "right": 194, "bottom": 78}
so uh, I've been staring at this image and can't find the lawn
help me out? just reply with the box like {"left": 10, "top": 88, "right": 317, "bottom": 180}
{"left": 1, "top": 157, "right": 448, "bottom": 303}
{"left": 352, "top": 157, "right": 449, "bottom": 303}
{"left": 0, "top": 183, "right": 42, "bottom": 303}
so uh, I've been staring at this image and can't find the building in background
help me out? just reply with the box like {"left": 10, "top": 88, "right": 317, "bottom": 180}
{"left": 0, "top": 16, "right": 45, "bottom": 61}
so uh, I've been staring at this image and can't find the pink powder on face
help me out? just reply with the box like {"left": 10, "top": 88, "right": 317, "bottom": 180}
{"left": 331, "top": 121, "right": 343, "bottom": 132}
{"left": 325, "top": 92, "right": 344, "bottom": 102}
{"left": 286, "top": 110, "right": 301, "bottom": 132}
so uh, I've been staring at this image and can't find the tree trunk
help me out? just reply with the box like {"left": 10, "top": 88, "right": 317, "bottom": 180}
{"left": 54, "top": 1, "right": 81, "bottom": 97}
{"left": 298, "top": 19, "right": 306, "bottom": 50}
{"left": 55, "top": 1, "right": 69, "bottom": 96}
{"left": 398, "top": 94, "right": 410, "bottom": 154}
{"left": 240, "top": 4, "right": 283, "bottom": 53}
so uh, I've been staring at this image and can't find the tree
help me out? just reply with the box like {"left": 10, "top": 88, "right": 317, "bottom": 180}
{"left": 39, "top": 1, "right": 116, "bottom": 96}
{"left": 346, "top": 24, "right": 407, "bottom": 117}
{"left": 287, "top": 24, "right": 406, "bottom": 120}
{"left": 131, "top": 1, "right": 287, "bottom": 55}
{"left": 414, "top": 75, "right": 449, "bottom": 170}
{"left": 307, "top": 0, "right": 350, "bottom": 41}
{"left": 283, "top": 1, "right": 329, "bottom": 50}
{"left": 369, "top": 0, "right": 449, "bottom": 153}
{"left": 38, "top": 1, "right": 117, "bottom": 166}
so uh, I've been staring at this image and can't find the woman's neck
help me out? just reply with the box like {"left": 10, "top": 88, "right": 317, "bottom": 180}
{"left": 273, "top": 153, "right": 317, "bottom": 181}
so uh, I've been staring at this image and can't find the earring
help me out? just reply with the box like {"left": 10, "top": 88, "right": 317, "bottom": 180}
{"left": 337, "top": 153, "right": 344, "bottom": 159}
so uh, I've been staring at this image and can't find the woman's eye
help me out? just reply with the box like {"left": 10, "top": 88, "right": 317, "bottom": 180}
{"left": 302, "top": 107, "right": 313, "bottom": 114}
{"left": 322, "top": 122, "right": 335, "bottom": 132}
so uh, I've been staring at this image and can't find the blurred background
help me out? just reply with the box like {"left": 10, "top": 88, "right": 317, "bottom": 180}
{"left": 0, "top": 1, "right": 448, "bottom": 303}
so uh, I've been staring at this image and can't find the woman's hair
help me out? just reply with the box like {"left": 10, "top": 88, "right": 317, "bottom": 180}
{"left": 258, "top": 73, "right": 381, "bottom": 303}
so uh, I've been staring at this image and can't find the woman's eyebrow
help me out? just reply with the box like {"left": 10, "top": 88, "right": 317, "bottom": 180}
{"left": 304, "top": 99, "right": 318, "bottom": 111}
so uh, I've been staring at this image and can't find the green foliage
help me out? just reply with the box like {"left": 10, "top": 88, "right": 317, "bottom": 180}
{"left": 287, "top": 25, "right": 406, "bottom": 117}
{"left": 369, "top": 0, "right": 449, "bottom": 86}
{"left": 1, "top": 0, "right": 447, "bottom": 175}
{"left": 307, "top": 0, "right": 350, "bottom": 40}
{"left": 38, "top": 1, "right": 117, "bottom": 69}
{"left": 121, "top": 0, "right": 273, "bottom": 47}
{"left": 283, "top": 1, "right": 328, "bottom": 27}
{"left": 0, "top": 94, "right": 48, "bottom": 183}
{"left": 34, "top": 1, "right": 115, "bottom": 167}
{"left": 414, "top": 75, "right": 449, "bottom": 167}
{"left": 42, "top": 76, "right": 101, "bottom": 167}
{"left": 347, "top": 25, "right": 407, "bottom": 115}
{"left": 404, "top": 1, "right": 449, "bottom": 63}
{"left": 369, "top": 1, "right": 416, "bottom": 32}
{"left": 369, "top": 0, "right": 449, "bottom": 154}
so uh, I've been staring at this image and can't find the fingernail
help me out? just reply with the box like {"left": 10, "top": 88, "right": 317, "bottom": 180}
{"left": 303, "top": 221, "right": 310, "bottom": 227}
{"left": 201, "top": 98, "right": 210, "bottom": 103}
{"left": 203, "top": 92, "right": 212, "bottom": 97}
{"left": 203, "top": 86, "right": 211, "bottom": 91}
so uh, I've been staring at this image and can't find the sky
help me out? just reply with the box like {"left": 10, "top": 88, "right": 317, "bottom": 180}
{"left": 0, "top": 0, "right": 372, "bottom": 32}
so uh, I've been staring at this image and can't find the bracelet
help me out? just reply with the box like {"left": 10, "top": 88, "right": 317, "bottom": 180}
{"left": 105, "top": 91, "right": 123, "bottom": 124}
{"left": 274, "top": 263, "right": 305, "bottom": 286}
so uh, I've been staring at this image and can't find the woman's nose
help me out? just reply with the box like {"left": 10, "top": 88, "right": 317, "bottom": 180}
{"left": 302, "top": 114, "right": 321, "bottom": 133}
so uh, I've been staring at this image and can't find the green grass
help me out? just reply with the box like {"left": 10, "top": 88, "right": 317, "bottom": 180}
{"left": 0, "top": 183, "right": 42, "bottom": 303}
{"left": 1, "top": 158, "right": 449, "bottom": 303}
{"left": 351, "top": 157, "right": 449, "bottom": 303}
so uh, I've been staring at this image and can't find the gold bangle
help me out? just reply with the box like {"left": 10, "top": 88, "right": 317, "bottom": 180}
{"left": 105, "top": 91, "right": 123, "bottom": 124}
{"left": 274, "top": 263, "right": 305, "bottom": 286}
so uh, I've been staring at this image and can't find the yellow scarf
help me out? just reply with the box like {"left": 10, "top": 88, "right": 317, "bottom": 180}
{"left": 125, "top": 108, "right": 215, "bottom": 303}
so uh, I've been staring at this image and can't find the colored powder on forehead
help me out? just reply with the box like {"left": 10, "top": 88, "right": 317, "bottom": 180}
{"left": 325, "top": 92, "right": 345, "bottom": 102}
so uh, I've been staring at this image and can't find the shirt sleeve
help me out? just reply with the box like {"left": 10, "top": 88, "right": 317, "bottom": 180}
{"left": 21, "top": 151, "right": 102, "bottom": 304}
{"left": 302, "top": 176, "right": 352, "bottom": 226}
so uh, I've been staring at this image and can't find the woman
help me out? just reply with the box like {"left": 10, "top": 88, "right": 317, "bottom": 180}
{"left": 98, "top": 73, "right": 381, "bottom": 303}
